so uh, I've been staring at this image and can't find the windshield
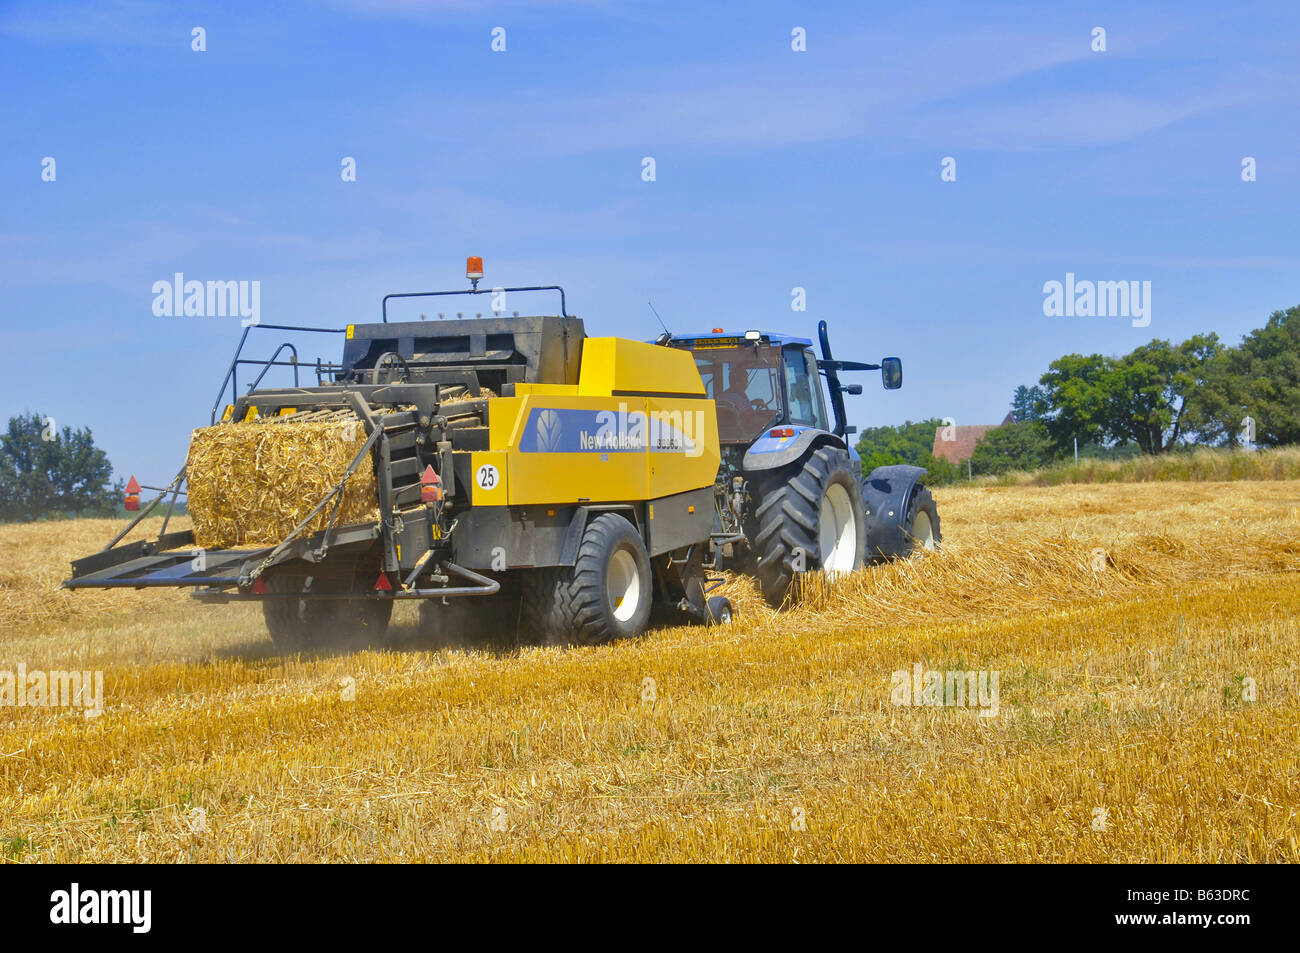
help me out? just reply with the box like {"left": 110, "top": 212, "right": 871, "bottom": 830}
{"left": 690, "top": 344, "right": 784, "bottom": 442}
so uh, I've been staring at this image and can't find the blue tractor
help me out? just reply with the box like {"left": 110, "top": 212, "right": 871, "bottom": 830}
{"left": 659, "top": 321, "right": 941, "bottom": 607}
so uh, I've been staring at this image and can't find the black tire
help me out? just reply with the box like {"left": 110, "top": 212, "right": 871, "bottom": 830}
{"left": 901, "top": 484, "right": 942, "bottom": 556}
{"left": 261, "top": 573, "right": 392, "bottom": 654}
{"left": 704, "top": 596, "right": 733, "bottom": 624}
{"left": 418, "top": 574, "right": 523, "bottom": 652}
{"left": 521, "top": 513, "right": 653, "bottom": 646}
{"left": 752, "top": 446, "right": 867, "bottom": 607}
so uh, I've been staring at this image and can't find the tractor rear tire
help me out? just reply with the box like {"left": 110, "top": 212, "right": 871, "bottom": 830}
{"left": 752, "top": 446, "right": 867, "bottom": 607}
{"left": 262, "top": 574, "right": 392, "bottom": 654}
{"left": 521, "top": 513, "right": 653, "bottom": 646}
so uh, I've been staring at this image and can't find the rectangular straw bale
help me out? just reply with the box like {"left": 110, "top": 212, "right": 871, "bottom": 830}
{"left": 186, "top": 413, "right": 380, "bottom": 549}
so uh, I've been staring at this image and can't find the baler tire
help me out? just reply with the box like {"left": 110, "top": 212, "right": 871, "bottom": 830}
{"left": 261, "top": 575, "right": 391, "bottom": 653}
{"left": 752, "top": 446, "right": 867, "bottom": 608}
{"left": 418, "top": 598, "right": 478, "bottom": 650}
{"left": 705, "top": 596, "right": 733, "bottom": 625}
{"left": 521, "top": 513, "right": 653, "bottom": 647}
{"left": 333, "top": 597, "right": 393, "bottom": 648}
{"left": 261, "top": 576, "right": 328, "bottom": 654}
{"left": 418, "top": 575, "right": 522, "bottom": 652}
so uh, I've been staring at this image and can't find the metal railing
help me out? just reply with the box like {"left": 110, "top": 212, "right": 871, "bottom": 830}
{"left": 210, "top": 323, "right": 347, "bottom": 423}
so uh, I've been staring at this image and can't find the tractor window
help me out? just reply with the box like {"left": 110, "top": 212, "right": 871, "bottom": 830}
{"left": 804, "top": 349, "right": 830, "bottom": 431}
{"left": 783, "top": 347, "right": 827, "bottom": 429}
{"left": 691, "top": 345, "right": 783, "bottom": 442}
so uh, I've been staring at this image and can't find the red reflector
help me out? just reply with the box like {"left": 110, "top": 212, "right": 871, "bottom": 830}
{"left": 374, "top": 573, "right": 393, "bottom": 592}
{"left": 125, "top": 475, "right": 141, "bottom": 494}
{"left": 251, "top": 577, "right": 268, "bottom": 594}
{"left": 769, "top": 428, "right": 795, "bottom": 438}
{"left": 421, "top": 485, "right": 442, "bottom": 503}
{"left": 124, "top": 494, "right": 140, "bottom": 511}
{"left": 421, "top": 464, "right": 440, "bottom": 485}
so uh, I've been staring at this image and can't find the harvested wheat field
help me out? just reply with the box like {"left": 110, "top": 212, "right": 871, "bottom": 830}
{"left": 2, "top": 480, "right": 1298, "bottom": 862}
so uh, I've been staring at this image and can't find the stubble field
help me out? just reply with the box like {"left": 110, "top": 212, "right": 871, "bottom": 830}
{"left": 2, "top": 479, "right": 1298, "bottom": 862}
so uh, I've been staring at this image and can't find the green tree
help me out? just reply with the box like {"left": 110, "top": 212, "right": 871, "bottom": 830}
{"left": 969, "top": 421, "right": 1054, "bottom": 475}
{"left": 1010, "top": 384, "right": 1047, "bottom": 423}
{"left": 1105, "top": 335, "right": 1220, "bottom": 453}
{"left": 854, "top": 418, "right": 962, "bottom": 484}
{"left": 0, "top": 412, "right": 120, "bottom": 521}
{"left": 1038, "top": 353, "right": 1112, "bottom": 452}
{"left": 1194, "top": 306, "right": 1300, "bottom": 447}
{"left": 1037, "top": 336, "right": 1220, "bottom": 455}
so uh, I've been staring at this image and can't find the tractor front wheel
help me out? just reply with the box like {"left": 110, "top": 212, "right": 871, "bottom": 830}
{"left": 902, "top": 484, "right": 942, "bottom": 556}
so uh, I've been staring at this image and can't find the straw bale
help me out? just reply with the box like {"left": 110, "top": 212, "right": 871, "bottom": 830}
{"left": 186, "top": 413, "right": 379, "bottom": 549}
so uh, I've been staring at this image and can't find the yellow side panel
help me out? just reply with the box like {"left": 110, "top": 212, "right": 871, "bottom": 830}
{"left": 488, "top": 396, "right": 527, "bottom": 452}
{"left": 646, "top": 396, "right": 721, "bottom": 498}
{"left": 505, "top": 396, "right": 650, "bottom": 505}
{"left": 468, "top": 451, "right": 509, "bottom": 504}
{"left": 577, "top": 338, "right": 707, "bottom": 398}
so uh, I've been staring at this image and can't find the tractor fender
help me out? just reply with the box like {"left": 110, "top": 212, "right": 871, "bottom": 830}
{"left": 862, "top": 464, "right": 927, "bottom": 559}
{"left": 741, "top": 428, "right": 845, "bottom": 472}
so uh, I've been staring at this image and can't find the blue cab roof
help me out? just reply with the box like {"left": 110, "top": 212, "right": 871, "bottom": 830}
{"left": 665, "top": 330, "right": 815, "bottom": 348}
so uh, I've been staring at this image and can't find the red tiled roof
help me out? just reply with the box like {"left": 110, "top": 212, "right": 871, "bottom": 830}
{"left": 932, "top": 424, "right": 998, "bottom": 463}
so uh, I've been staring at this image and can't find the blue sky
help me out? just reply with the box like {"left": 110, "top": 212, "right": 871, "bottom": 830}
{"left": 2, "top": 0, "right": 1298, "bottom": 481}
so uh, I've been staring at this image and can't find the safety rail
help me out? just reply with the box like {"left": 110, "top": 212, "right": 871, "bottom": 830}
{"left": 381, "top": 284, "right": 569, "bottom": 322}
{"left": 210, "top": 323, "right": 347, "bottom": 424}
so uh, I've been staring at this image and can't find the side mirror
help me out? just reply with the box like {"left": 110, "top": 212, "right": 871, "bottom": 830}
{"left": 881, "top": 357, "right": 902, "bottom": 390}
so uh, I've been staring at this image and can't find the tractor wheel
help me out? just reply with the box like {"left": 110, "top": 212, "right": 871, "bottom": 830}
{"left": 261, "top": 573, "right": 392, "bottom": 654}
{"left": 521, "top": 513, "right": 653, "bottom": 646}
{"left": 418, "top": 575, "right": 523, "bottom": 652}
{"left": 752, "top": 446, "right": 867, "bottom": 607}
{"left": 901, "top": 484, "right": 942, "bottom": 556}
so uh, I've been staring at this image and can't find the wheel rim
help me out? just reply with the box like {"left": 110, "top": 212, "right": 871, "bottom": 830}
{"left": 911, "top": 509, "right": 936, "bottom": 552}
{"left": 606, "top": 548, "right": 641, "bottom": 623}
{"left": 818, "top": 483, "right": 858, "bottom": 574}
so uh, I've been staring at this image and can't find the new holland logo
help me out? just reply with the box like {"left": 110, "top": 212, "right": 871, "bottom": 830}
{"left": 535, "top": 409, "right": 563, "bottom": 452}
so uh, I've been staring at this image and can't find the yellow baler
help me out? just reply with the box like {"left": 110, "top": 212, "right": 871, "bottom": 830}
{"left": 65, "top": 279, "right": 730, "bottom": 652}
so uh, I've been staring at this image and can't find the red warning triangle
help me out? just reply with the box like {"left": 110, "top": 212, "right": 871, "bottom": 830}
{"left": 125, "top": 475, "right": 141, "bottom": 494}
{"left": 373, "top": 572, "right": 393, "bottom": 592}
{"left": 251, "top": 577, "right": 268, "bottom": 594}
{"left": 421, "top": 464, "right": 440, "bottom": 485}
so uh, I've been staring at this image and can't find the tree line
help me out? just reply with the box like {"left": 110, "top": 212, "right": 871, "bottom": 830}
{"left": 0, "top": 412, "right": 121, "bottom": 521}
{"left": 856, "top": 304, "right": 1300, "bottom": 479}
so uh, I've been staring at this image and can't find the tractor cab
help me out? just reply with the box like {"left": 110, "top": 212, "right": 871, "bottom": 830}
{"left": 659, "top": 322, "right": 934, "bottom": 604}
{"left": 663, "top": 326, "right": 901, "bottom": 449}
{"left": 666, "top": 331, "right": 828, "bottom": 445}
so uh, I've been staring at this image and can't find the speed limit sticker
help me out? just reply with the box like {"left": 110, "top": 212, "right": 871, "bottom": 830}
{"left": 475, "top": 464, "right": 500, "bottom": 490}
